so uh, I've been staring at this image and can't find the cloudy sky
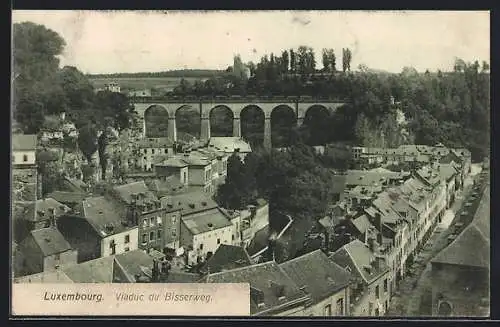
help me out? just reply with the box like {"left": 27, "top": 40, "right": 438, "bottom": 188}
{"left": 12, "top": 10, "right": 490, "bottom": 74}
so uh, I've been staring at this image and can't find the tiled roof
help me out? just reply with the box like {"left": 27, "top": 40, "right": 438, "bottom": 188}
{"left": 330, "top": 239, "right": 389, "bottom": 285}
{"left": 14, "top": 270, "right": 73, "bottom": 283}
{"left": 62, "top": 256, "right": 115, "bottom": 283}
{"left": 30, "top": 227, "right": 72, "bottom": 256}
{"left": 113, "top": 181, "right": 158, "bottom": 204}
{"left": 437, "top": 163, "right": 458, "bottom": 182}
{"left": 280, "top": 249, "right": 351, "bottom": 304}
{"left": 114, "top": 249, "right": 154, "bottom": 282}
{"left": 432, "top": 185, "right": 490, "bottom": 269}
{"left": 208, "top": 137, "right": 252, "bottom": 153}
{"left": 21, "top": 198, "right": 71, "bottom": 222}
{"left": 160, "top": 191, "right": 218, "bottom": 215}
{"left": 45, "top": 191, "right": 88, "bottom": 205}
{"left": 165, "top": 271, "right": 202, "bottom": 283}
{"left": 200, "top": 244, "right": 253, "bottom": 274}
{"left": 146, "top": 177, "right": 186, "bottom": 196}
{"left": 78, "top": 196, "right": 130, "bottom": 237}
{"left": 12, "top": 134, "right": 37, "bottom": 151}
{"left": 351, "top": 214, "right": 374, "bottom": 235}
{"left": 181, "top": 208, "right": 233, "bottom": 235}
{"left": 206, "top": 261, "right": 309, "bottom": 315}
{"left": 155, "top": 157, "right": 189, "bottom": 168}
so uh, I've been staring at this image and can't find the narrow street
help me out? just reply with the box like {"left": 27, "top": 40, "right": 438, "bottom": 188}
{"left": 386, "top": 164, "right": 482, "bottom": 317}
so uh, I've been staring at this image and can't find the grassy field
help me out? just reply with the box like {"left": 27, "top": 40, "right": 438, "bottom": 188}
{"left": 89, "top": 77, "right": 206, "bottom": 91}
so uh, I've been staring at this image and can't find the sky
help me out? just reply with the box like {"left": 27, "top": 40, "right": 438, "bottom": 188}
{"left": 12, "top": 10, "right": 490, "bottom": 74}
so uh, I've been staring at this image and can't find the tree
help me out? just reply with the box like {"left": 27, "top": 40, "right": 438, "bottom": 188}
{"left": 289, "top": 49, "right": 296, "bottom": 74}
{"left": 78, "top": 124, "right": 98, "bottom": 163}
{"left": 342, "top": 48, "right": 352, "bottom": 72}
{"left": 13, "top": 22, "right": 66, "bottom": 133}
{"left": 281, "top": 50, "right": 289, "bottom": 74}
{"left": 215, "top": 153, "right": 257, "bottom": 209}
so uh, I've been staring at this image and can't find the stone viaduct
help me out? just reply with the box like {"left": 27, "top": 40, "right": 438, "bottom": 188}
{"left": 132, "top": 96, "right": 346, "bottom": 149}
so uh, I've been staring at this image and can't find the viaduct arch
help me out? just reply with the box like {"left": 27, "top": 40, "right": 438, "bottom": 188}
{"left": 135, "top": 97, "right": 346, "bottom": 149}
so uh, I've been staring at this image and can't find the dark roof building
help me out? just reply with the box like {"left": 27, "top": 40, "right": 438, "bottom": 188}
{"left": 199, "top": 244, "right": 253, "bottom": 274}
{"left": 30, "top": 227, "right": 72, "bottom": 257}
{"left": 12, "top": 134, "right": 37, "bottom": 151}
{"left": 45, "top": 191, "right": 88, "bottom": 208}
{"left": 430, "top": 184, "right": 490, "bottom": 317}
{"left": 279, "top": 250, "right": 351, "bottom": 305}
{"left": 205, "top": 261, "right": 310, "bottom": 316}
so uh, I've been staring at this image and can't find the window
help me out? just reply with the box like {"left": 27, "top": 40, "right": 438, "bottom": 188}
{"left": 336, "top": 298, "right": 344, "bottom": 316}
{"left": 199, "top": 243, "right": 204, "bottom": 250}
{"left": 157, "top": 230, "right": 162, "bottom": 240}
{"left": 375, "top": 285, "right": 380, "bottom": 299}
{"left": 152, "top": 149, "right": 155, "bottom": 154}
{"left": 110, "top": 240, "right": 116, "bottom": 255}
{"left": 183, "top": 171, "right": 187, "bottom": 183}
{"left": 23, "top": 155, "right": 28, "bottom": 162}
{"left": 143, "top": 156, "right": 147, "bottom": 160}
{"left": 164, "top": 149, "right": 168, "bottom": 154}
{"left": 143, "top": 219, "right": 148, "bottom": 228}
{"left": 369, "top": 302, "right": 373, "bottom": 315}
{"left": 324, "top": 304, "right": 332, "bottom": 316}
{"left": 150, "top": 217, "right": 155, "bottom": 227}
{"left": 384, "top": 279, "right": 388, "bottom": 293}
{"left": 142, "top": 233, "right": 148, "bottom": 243}
{"left": 157, "top": 216, "right": 162, "bottom": 225}
{"left": 217, "top": 238, "right": 220, "bottom": 245}
{"left": 232, "top": 235, "right": 235, "bottom": 241}
{"left": 171, "top": 216, "right": 177, "bottom": 224}
{"left": 144, "top": 149, "right": 147, "bottom": 154}
{"left": 150, "top": 231, "right": 155, "bottom": 241}
{"left": 125, "top": 234, "right": 130, "bottom": 244}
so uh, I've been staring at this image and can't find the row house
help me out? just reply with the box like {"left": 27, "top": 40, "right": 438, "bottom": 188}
{"left": 13, "top": 198, "right": 72, "bottom": 243}
{"left": 135, "top": 137, "right": 175, "bottom": 171}
{"left": 16, "top": 226, "right": 78, "bottom": 276}
{"left": 57, "top": 196, "right": 139, "bottom": 263}
{"left": 161, "top": 191, "right": 235, "bottom": 265}
{"left": 154, "top": 150, "right": 228, "bottom": 194}
{"left": 109, "top": 181, "right": 182, "bottom": 252}
{"left": 205, "top": 261, "right": 311, "bottom": 316}
{"left": 279, "top": 250, "right": 351, "bottom": 316}
{"left": 330, "top": 239, "right": 391, "bottom": 316}
{"left": 12, "top": 134, "right": 37, "bottom": 168}
{"left": 430, "top": 183, "right": 490, "bottom": 317}
{"left": 207, "top": 137, "right": 252, "bottom": 161}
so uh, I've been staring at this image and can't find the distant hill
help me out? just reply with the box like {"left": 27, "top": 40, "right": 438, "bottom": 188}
{"left": 87, "top": 69, "right": 225, "bottom": 79}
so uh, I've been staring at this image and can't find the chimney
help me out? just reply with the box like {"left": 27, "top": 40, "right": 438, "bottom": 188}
{"left": 152, "top": 259, "right": 160, "bottom": 282}
{"left": 48, "top": 207, "right": 56, "bottom": 227}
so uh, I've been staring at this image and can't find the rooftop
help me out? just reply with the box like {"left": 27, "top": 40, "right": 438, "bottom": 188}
{"left": 208, "top": 137, "right": 252, "bottom": 153}
{"left": 14, "top": 270, "right": 73, "bottom": 283}
{"left": 114, "top": 249, "right": 155, "bottom": 282}
{"left": 20, "top": 198, "right": 71, "bottom": 222}
{"left": 160, "top": 191, "right": 218, "bottom": 215}
{"left": 113, "top": 181, "right": 158, "bottom": 205}
{"left": 78, "top": 196, "right": 131, "bottom": 237}
{"left": 280, "top": 250, "right": 351, "bottom": 304}
{"left": 62, "top": 256, "right": 115, "bottom": 283}
{"left": 330, "top": 239, "right": 389, "bottom": 285}
{"left": 45, "top": 191, "right": 88, "bottom": 206}
{"left": 30, "top": 227, "right": 72, "bottom": 257}
{"left": 200, "top": 244, "right": 253, "bottom": 274}
{"left": 12, "top": 134, "right": 37, "bottom": 151}
{"left": 206, "top": 261, "right": 309, "bottom": 315}
{"left": 432, "top": 185, "right": 490, "bottom": 269}
{"left": 181, "top": 208, "right": 233, "bottom": 235}
{"left": 351, "top": 214, "right": 375, "bottom": 235}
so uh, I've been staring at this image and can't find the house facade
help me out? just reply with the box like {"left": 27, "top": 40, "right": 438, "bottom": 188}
{"left": 17, "top": 227, "right": 78, "bottom": 276}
